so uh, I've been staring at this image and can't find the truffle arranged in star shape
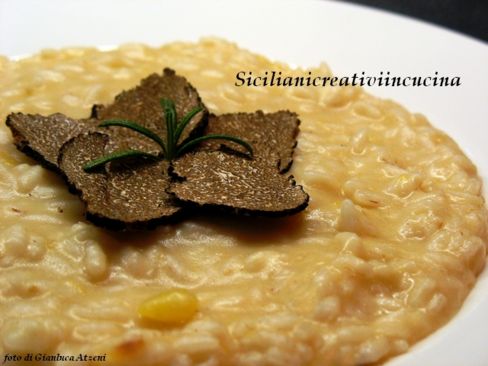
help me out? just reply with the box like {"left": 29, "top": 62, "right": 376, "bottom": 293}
{"left": 6, "top": 68, "right": 309, "bottom": 230}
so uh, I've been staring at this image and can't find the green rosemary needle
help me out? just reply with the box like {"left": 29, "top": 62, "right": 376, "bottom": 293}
{"left": 99, "top": 119, "right": 167, "bottom": 156}
{"left": 83, "top": 150, "right": 159, "bottom": 172}
{"left": 177, "top": 134, "right": 253, "bottom": 157}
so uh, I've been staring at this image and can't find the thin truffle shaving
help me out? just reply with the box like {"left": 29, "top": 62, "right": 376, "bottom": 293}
{"left": 6, "top": 113, "right": 97, "bottom": 170}
{"left": 169, "top": 151, "right": 309, "bottom": 216}
{"left": 59, "top": 132, "right": 180, "bottom": 230}
{"left": 202, "top": 111, "right": 300, "bottom": 173}
{"left": 92, "top": 68, "right": 207, "bottom": 153}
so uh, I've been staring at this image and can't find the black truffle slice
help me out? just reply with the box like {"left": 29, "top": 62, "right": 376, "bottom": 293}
{"left": 58, "top": 132, "right": 180, "bottom": 229}
{"left": 92, "top": 68, "right": 207, "bottom": 153}
{"left": 169, "top": 151, "right": 309, "bottom": 216}
{"left": 201, "top": 111, "right": 300, "bottom": 173}
{"left": 6, "top": 113, "right": 97, "bottom": 170}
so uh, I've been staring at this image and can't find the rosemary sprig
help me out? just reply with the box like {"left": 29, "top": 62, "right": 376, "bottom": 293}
{"left": 83, "top": 99, "right": 253, "bottom": 172}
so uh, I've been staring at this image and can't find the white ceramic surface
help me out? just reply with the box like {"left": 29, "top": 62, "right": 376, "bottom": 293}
{"left": 1, "top": 0, "right": 487, "bottom": 365}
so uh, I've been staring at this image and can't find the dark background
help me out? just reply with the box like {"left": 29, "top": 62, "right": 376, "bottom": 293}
{"left": 339, "top": 0, "right": 487, "bottom": 42}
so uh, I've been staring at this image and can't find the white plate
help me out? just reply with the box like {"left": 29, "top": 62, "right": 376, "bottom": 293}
{"left": 1, "top": 0, "right": 487, "bottom": 365}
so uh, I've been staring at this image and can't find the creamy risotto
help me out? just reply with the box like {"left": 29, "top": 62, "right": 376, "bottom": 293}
{"left": 0, "top": 38, "right": 486, "bottom": 365}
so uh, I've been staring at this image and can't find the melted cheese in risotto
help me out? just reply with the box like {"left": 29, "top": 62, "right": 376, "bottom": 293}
{"left": 0, "top": 38, "right": 486, "bottom": 366}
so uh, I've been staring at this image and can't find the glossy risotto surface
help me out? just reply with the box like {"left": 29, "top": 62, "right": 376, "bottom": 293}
{"left": 0, "top": 39, "right": 486, "bottom": 365}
